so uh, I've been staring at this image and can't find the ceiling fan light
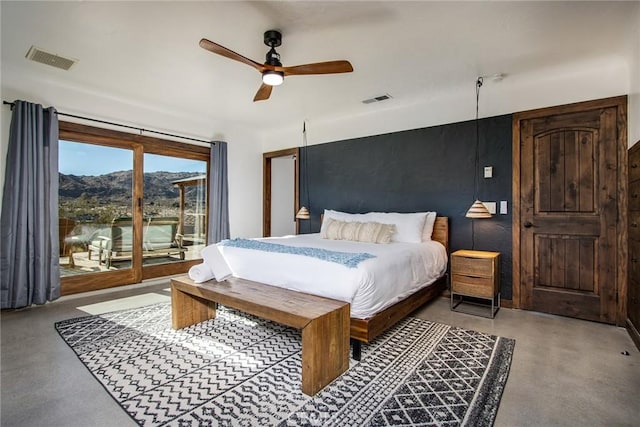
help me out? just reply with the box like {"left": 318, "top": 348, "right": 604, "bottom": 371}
{"left": 262, "top": 70, "right": 284, "bottom": 86}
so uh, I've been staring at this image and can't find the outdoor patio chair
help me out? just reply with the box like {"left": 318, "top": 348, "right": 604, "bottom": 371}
{"left": 88, "top": 216, "right": 186, "bottom": 268}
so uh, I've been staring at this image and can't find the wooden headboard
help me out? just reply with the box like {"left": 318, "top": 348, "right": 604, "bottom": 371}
{"left": 432, "top": 216, "right": 449, "bottom": 252}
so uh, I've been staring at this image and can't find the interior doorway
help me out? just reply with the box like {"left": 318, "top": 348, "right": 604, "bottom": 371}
{"left": 263, "top": 148, "right": 300, "bottom": 237}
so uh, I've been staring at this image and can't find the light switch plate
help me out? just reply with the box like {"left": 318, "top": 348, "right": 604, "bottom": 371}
{"left": 484, "top": 166, "right": 493, "bottom": 178}
{"left": 500, "top": 200, "right": 508, "bottom": 214}
{"left": 483, "top": 201, "right": 497, "bottom": 214}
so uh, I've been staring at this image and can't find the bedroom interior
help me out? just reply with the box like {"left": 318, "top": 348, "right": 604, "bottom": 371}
{"left": 1, "top": 1, "right": 640, "bottom": 426}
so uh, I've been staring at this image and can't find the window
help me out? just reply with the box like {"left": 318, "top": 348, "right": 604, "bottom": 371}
{"left": 58, "top": 121, "right": 210, "bottom": 295}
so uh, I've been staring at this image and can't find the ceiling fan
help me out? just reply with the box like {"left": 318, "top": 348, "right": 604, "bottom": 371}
{"left": 199, "top": 30, "right": 353, "bottom": 102}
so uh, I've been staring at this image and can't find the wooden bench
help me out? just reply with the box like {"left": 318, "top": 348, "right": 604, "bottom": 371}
{"left": 171, "top": 275, "right": 350, "bottom": 396}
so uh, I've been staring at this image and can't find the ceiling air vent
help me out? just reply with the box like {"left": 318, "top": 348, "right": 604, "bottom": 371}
{"left": 362, "top": 94, "right": 393, "bottom": 104}
{"left": 25, "top": 46, "right": 77, "bottom": 71}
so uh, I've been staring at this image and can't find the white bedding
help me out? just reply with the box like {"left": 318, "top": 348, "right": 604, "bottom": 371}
{"left": 217, "top": 233, "right": 447, "bottom": 319}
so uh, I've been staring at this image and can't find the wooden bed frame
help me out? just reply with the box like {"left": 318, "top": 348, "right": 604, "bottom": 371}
{"left": 349, "top": 216, "right": 449, "bottom": 350}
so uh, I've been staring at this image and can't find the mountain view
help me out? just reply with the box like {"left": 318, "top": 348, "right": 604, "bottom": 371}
{"left": 59, "top": 170, "right": 205, "bottom": 224}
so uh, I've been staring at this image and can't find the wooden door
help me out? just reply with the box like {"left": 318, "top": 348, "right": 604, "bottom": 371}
{"left": 627, "top": 141, "right": 640, "bottom": 349}
{"left": 513, "top": 96, "right": 627, "bottom": 325}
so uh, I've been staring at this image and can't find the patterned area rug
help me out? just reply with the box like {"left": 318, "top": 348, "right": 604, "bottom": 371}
{"left": 55, "top": 303, "right": 515, "bottom": 426}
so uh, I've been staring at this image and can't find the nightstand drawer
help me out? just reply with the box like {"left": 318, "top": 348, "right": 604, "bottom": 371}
{"left": 450, "top": 250, "right": 500, "bottom": 318}
{"left": 451, "top": 274, "right": 496, "bottom": 298}
{"left": 451, "top": 256, "right": 494, "bottom": 277}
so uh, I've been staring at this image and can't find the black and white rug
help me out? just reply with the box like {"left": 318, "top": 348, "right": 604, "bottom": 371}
{"left": 55, "top": 302, "right": 515, "bottom": 426}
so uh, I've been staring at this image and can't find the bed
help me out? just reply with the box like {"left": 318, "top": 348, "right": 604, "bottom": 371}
{"left": 216, "top": 214, "right": 449, "bottom": 354}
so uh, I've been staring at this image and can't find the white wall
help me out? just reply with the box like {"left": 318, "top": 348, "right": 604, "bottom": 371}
{"left": 628, "top": 2, "right": 640, "bottom": 148}
{"left": 261, "top": 56, "right": 631, "bottom": 151}
{"left": 270, "top": 156, "right": 296, "bottom": 236}
{"left": 0, "top": 82, "right": 264, "bottom": 239}
{"left": 225, "top": 131, "right": 263, "bottom": 239}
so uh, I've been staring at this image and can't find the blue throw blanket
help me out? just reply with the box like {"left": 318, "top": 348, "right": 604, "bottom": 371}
{"left": 219, "top": 238, "right": 375, "bottom": 268}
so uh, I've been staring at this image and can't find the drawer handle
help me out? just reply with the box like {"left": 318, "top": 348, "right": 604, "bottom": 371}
{"left": 633, "top": 194, "right": 639, "bottom": 199}
{"left": 632, "top": 163, "right": 639, "bottom": 169}
{"left": 632, "top": 258, "right": 638, "bottom": 263}
{"left": 523, "top": 221, "right": 534, "bottom": 228}
{"left": 632, "top": 223, "right": 638, "bottom": 228}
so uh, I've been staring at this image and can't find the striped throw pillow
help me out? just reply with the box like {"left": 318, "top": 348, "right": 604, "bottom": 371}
{"left": 321, "top": 218, "right": 395, "bottom": 244}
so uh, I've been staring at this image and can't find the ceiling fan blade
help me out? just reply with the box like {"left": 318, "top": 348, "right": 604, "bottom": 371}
{"left": 280, "top": 60, "right": 354, "bottom": 76}
{"left": 199, "top": 38, "right": 265, "bottom": 73}
{"left": 253, "top": 83, "right": 273, "bottom": 102}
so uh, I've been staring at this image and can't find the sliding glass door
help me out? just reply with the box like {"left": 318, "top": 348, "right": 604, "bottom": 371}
{"left": 59, "top": 141, "right": 134, "bottom": 277}
{"left": 58, "top": 121, "right": 210, "bottom": 295}
{"left": 142, "top": 153, "right": 207, "bottom": 267}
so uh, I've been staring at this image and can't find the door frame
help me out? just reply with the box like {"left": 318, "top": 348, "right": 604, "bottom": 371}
{"left": 512, "top": 95, "right": 628, "bottom": 324}
{"left": 263, "top": 147, "right": 300, "bottom": 237}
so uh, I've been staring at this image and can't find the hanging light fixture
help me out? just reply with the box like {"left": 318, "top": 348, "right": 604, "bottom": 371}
{"left": 465, "top": 77, "right": 492, "bottom": 219}
{"left": 296, "top": 121, "right": 310, "bottom": 220}
{"left": 295, "top": 206, "right": 310, "bottom": 219}
{"left": 466, "top": 199, "right": 492, "bottom": 218}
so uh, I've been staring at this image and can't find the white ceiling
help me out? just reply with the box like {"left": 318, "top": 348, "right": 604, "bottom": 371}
{"left": 1, "top": 1, "right": 638, "bottom": 141}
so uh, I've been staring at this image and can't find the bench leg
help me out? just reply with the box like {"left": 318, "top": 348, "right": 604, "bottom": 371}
{"left": 351, "top": 339, "right": 362, "bottom": 361}
{"left": 301, "top": 304, "right": 350, "bottom": 396}
{"left": 171, "top": 284, "right": 217, "bottom": 329}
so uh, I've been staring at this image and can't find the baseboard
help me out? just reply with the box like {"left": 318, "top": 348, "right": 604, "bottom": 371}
{"left": 500, "top": 299, "right": 513, "bottom": 309}
{"left": 626, "top": 318, "right": 640, "bottom": 351}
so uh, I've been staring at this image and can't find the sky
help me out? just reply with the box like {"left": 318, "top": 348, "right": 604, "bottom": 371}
{"left": 59, "top": 140, "right": 206, "bottom": 175}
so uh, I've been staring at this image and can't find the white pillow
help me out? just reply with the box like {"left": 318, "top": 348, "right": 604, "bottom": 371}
{"left": 321, "top": 210, "right": 363, "bottom": 236}
{"left": 421, "top": 212, "right": 437, "bottom": 241}
{"left": 321, "top": 209, "right": 428, "bottom": 243}
{"left": 322, "top": 209, "right": 355, "bottom": 224}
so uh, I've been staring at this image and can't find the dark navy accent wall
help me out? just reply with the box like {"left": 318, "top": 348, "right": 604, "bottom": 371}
{"left": 299, "top": 114, "right": 513, "bottom": 299}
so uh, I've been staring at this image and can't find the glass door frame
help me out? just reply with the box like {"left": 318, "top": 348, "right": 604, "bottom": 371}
{"left": 59, "top": 121, "right": 210, "bottom": 295}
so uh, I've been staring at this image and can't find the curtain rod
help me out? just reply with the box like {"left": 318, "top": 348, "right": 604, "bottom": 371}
{"left": 2, "top": 100, "right": 213, "bottom": 145}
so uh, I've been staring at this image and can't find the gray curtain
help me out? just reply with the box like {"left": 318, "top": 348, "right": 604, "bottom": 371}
{"left": 208, "top": 141, "right": 229, "bottom": 243}
{"left": 1, "top": 100, "right": 60, "bottom": 308}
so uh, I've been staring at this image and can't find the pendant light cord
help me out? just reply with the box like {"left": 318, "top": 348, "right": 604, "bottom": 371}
{"left": 472, "top": 77, "right": 483, "bottom": 250}
{"left": 474, "top": 77, "right": 483, "bottom": 201}
{"left": 303, "top": 121, "right": 310, "bottom": 232}
{"left": 303, "top": 121, "right": 309, "bottom": 207}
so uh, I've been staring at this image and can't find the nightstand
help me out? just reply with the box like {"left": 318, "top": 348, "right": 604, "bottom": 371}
{"left": 450, "top": 249, "right": 500, "bottom": 318}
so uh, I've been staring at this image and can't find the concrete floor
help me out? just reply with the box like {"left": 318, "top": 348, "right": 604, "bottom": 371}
{"left": 413, "top": 300, "right": 640, "bottom": 426}
{"left": 1, "top": 279, "right": 639, "bottom": 427}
